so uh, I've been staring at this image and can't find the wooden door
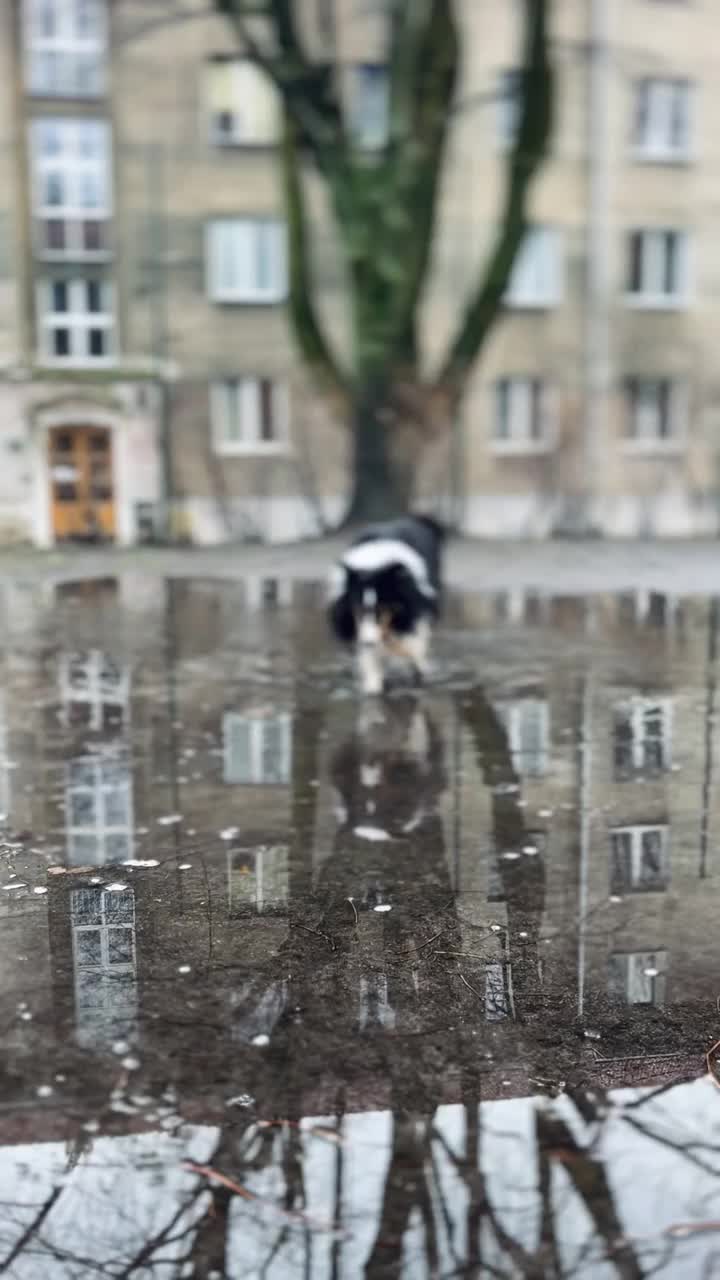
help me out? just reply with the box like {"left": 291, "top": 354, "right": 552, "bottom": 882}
{"left": 49, "top": 426, "right": 116, "bottom": 543}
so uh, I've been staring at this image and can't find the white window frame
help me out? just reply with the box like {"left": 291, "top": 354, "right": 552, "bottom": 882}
{"left": 65, "top": 752, "right": 134, "bottom": 866}
{"left": 495, "top": 698, "right": 550, "bottom": 777}
{"left": 613, "top": 696, "right": 673, "bottom": 775}
{"left": 625, "top": 229, "right": 689, "bottom": 308}
{"left": 610, "top": 825, "right": 669, "bottom": 893}
{"left": 505, "top": 228, "right": 563, "bottom": 309}
{"left": 223, "top": 711, "right": 292, "bottom": 785}
{"left": 59, "top": 649, "right": 130, "bottom": 730}
{"left": 622, "top": 378, "right": 687, "bottom": 453}
{"left": 492, "top": 377, "right": 556, "bottom": 454}
{"left": 36, "top": 277, "right": 115, "bottom": 366}
{"left": 609, "top": 950, "right": 668, "bottom": 1006}
{"left": 24, "top": 0, "right": 108, "bottom": 99}
{"left": 496, "top": 69, "right": 521, "bottom": 149}
{"left": 632, "top": 78, "right": 693, "bottom": 163}
{"left": 206, "top": 58, "right": 280, "bottom": 147}
{"left": 210, "top": 377, "right": 291, "bottom": 455}
{"left": 347, "top": 63, "right": 390, "bottom": 150}
{"left": 70, "top": 885, "right": 137, "bottom": 1048}
{"left": 206, "top": 218, "right": 287, "bottom": 304}
{"left": 30, "top": 118, "right": 112, "bottom": 261}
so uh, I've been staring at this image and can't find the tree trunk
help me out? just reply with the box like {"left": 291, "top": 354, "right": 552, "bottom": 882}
{"left": 342, "top": 387, "right": 415, "bottom": 528}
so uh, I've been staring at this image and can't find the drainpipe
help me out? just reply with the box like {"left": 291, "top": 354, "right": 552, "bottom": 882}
{"left": 577, "top": 668, "right": 593, "bottom": 1018}
{"left": 581, "top": 0, "right": 612, "bottom": 535}
{"left": 147, "top": 142, "right": 172, "bottom": 542}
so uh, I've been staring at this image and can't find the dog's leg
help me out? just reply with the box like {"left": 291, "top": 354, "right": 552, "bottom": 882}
{"left": 404, "top": 617, "right": 431, "bottom": 685}
{"left": 357, "top": 643, "right": 384, "bottom": 695}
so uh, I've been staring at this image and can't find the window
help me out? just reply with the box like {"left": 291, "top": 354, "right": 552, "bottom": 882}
{"left": 608, "top": 951, "right": 668, "bottom": 1006}
{"left": 65, "top": 752, "right": 133, "bottom": 865}
{"left": 496, "top": 70, "right": 521, "bottom": 147}
{"left": 223, "top": 711, "right": 292, "bottom": 784}
{"left": 210, "top": 377, "right": 290, "bottom": 454}
{"left": 37, "top": 277, "right": 114, "bottom": 363}
{"left": 493, "top": 378, "right": 553, "bottom": 451}
{"left": 206, "top": 58, "right": 280, "bottom": 146}
{"left": 59, "top": 649, "right": 130, "bottom": 730}
{"left": 206, "top": 218, "right": 287, "bottom": 303}
{"left": 626, "top": 230, "right": 688, "bottom": 305}
{"left": 71, "top": 886, "right": 137, "bottom": 1048}
{"left": 623, "top": 378, "right": 686, "bottom": 448}
{"left": 30, "top": 118, "right": 111, "bottom": 258}
{"left": 505, "top": 228, "right": 562, "bottom": 307}
{"left": 24, "top": 0, "right": 107, "bottom": 98}
{"left": 227, "top": 845, "right": 289, "bottom": 914}
{"left": 347, "top": 64, "right": 389, "bottom": 149}
{"left": 359, "top": 974, "right": 396, "bottom": 1030}
{"left": 633, "top": 79, "right": 692, "bottom": 160}
{"left": 611, "top": 826, "right": 669, "bottom": 894}
{"left": 613, "top": 697, "right": 672, "bottom": 779}
{"left": 496, "top": 699, "right": 549, "bottom": 777}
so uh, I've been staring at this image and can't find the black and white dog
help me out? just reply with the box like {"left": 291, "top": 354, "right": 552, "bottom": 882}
{"left": 327, "top": 515, "right": 445, "bottom": 694}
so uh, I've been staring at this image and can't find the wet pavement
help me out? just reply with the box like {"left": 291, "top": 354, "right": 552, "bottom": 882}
{"left": 1, "top": 576, "right": 720, "bottom": 1277}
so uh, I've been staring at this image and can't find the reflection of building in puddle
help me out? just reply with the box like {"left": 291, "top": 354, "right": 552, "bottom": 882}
{"left": 65, "top": 748, "right": 134, "bottom": 865}
{"left": 611, "top": 825, "right": 669, "bottom": 894}
{"left": 70, "top": 885, "right": 138, "bottom": 1048}
{"left": 59, "top": 649, "right": 130, "bottom": 731}
{"left": 231, "top": 979, "right": 287, "bottom": 1044}
{"left": 243, "top": 576, "right": 293, "bottom": 610}
{"left": 609, "top": 949, "right": 668, "bottom": 1007}
{"left": 358, "top": 973, "right": 395, "bottom": 1031}
{"left": 227, "top": 844, "right": 289, "bottom": 914}
{"left": 222, "top": 710, "right": 291, "bottom": 785}
{"left": 494, "top": 696, "right": 549, "bottom": 777}
{"left": 613, "top": 695, "right": 672, "bottom": 778}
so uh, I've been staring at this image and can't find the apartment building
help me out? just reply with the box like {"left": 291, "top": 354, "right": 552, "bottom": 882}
{"left": 0, "top": 0, "right": 716, "bottom": 545}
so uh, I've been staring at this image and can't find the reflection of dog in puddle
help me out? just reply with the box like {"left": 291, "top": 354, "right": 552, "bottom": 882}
{"left": 330, "top": 697, "right": 446, "bottom": 849}
{"left": 327, "top": 515, "right": 445, "bottom": 695}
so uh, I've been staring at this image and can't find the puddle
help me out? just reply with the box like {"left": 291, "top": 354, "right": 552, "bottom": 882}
{"left": 0, "top": 577, "right": 719, "bottom": 1275}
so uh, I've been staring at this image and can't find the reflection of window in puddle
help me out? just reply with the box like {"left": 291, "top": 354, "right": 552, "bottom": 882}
{"left": 244, "top": 577, "right": 293, "bottom": 610}
{"left": 613, "top": 698, "right": 672, "bottom": 779}
{"left": 70, "top": 886, "right": 137, "bottom": 1048}
{"left": 485, "top": 962, "right": 510, "bottom": 1021}
{"left": 59, "top": 649, "right": 130, "bottom": 731}
{"left": 493, "top": 590, "right": 549, "bottom": 626}
{"left": 495, "top": 699, "right": 549, "bottom": 778}
{"left": 611, "top": 825, "right": 669, "bottom": 894}
{"left": 358, "top": 974, "right": 395, "bottom": 1031}
{"left": 0, "top": 693, "right": 11, "bottom": 820}
{"left": 222, "top": 711, "right": 291, "bottom": 784}
{"left": 617, "top": 591, "right": 682, "bottom": 631}
{"left": 65, "top": 752, "right": 133, "bottom": 865}
{"left": 231, "top": 979, "right": 287, "bottom": 1044}
{"left": 227, "top": 845, "right": 288, "bottom": 914}
{"left": 609, "top": 950, "right": 668, "bottom": 1006}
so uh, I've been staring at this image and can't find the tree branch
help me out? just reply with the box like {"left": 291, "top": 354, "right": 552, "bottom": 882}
{"left": 281, "top": 111, "right": 351, "bottom": 405}
{"left": 435, "top": 0, "right": 554, "bottom": 396}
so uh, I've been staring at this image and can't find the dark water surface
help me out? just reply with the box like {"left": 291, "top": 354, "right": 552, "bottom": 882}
{"left": 1, "top": 576, "right": 720, "bottom": 1277}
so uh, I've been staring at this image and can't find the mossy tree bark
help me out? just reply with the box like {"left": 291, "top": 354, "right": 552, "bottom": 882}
{"left": 215, "top": 0, "right": 554, "bottom": 524}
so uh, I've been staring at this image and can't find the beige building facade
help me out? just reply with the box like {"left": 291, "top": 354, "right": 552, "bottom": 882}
{"left": 0, "top": 0, "right": 717, "bottom": 545}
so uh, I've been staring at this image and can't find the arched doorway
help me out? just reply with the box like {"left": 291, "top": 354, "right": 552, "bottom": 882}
{"left": 48, "top": 425, "right": 116, "bottom": 543}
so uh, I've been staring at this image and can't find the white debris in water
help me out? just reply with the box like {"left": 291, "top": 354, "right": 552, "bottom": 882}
{"left": 36, "top": 1085, "right": 53, "bottom": 1098}
{"left": 90, "top": 877, "right": 102, "bottom": 884}
{"left": 82, "top": 1119, "right": 100, "bottom": 1133}
{"left": 583, "top": 1029, "right": 602, "bottom": 1041}
{"left": 519, "top": 931, "right": 528, "bottom": 938}
{"left": 112, "top": 1040, "right": 130, "bottom": 1056}
{"left": 178, "top": 964, "right": 191, "bottom": 974}
{"left": 33, "top": 887, "right": 48, "bottom": 895}
{"left": 226, "top": 1093, "right": 254, "bottom": 1109}
{"left": 55, "top": 1074, "right": 66, "bottom": 1083}
{"left": 643, "top": 966, "right": 660, "bottom": 977}
{"left": 220, "top": 827, "right": 239, "bottom": 841}
{"left": 609, "top": 895, "right": 623, "bottom": 904}
{"left": 373, "top": 904, "right": 392, "bottom": 913}
{"left": 123, "top": 859, "right": 159, "bottom": 868}
{"left": 104, "top": 883, "right": 128, "bottom": 893}
{"left": 538, "top": 808, "right": 553, "bottom": 819}
{"left": 522, "top": 844, "right": 539, "bottom": 855}
{"left": 20, "top": 1011, "right": 32, "bottom": 1021}
{"left": 489, "top": 924, "right": 502, "bottom": 933}
{"left": 500, "top": 851, "right": 520, "bottom": 861}
{"left": 354, "top": 826, "right": 391, "bottom": 842}
{"left": 158, "top": 814, "right": 183, "bottom": 826}
{"left": 122, "top": 1055, "right": 141, "bottom": 1072}
{"left": 178, "top": 863, "right": 192, "bottom": 871}
{"left": 251, "top": 1034, "right": 270, "bottom": 1047}
{"left": 493, "top": 783, "right": 519, "bottom": 795}
{"left": 2, "top": 883, "right": 26, "bottom": 890}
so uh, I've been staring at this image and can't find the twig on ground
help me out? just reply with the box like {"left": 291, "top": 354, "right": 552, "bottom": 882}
{"left": 458, "top": 973, "right": 482, "bottom": 1000}
{"left": 183, "top": 1162, "right": 339, "bottom": 1232}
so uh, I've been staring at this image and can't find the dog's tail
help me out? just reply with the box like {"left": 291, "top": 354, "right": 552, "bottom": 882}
{"left": 413, "top": 512, "right": 448, "bottom": 542}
